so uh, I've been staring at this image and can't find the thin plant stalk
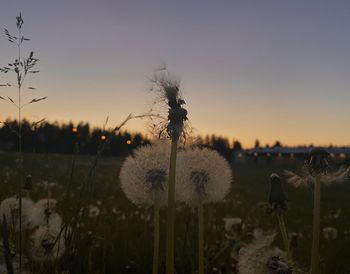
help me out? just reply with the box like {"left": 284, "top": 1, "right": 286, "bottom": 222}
{"left": 198, "top": 201, "right": 204, "bottom": 274}
{"left": 16, "top": 22, "right": 23, "bottom": 272}
{"left": 1, "top": 14, "right": 43, "bottom": 272}
{"left": 310, "top": 174, "right": 321, "bottom": 274}
{"left": 152, "top": 202, "right": 160, "bottom": 274}
{"left": 276, "top": 212, "right": 292, "bottom": 262}
{"left": 166, "top": 138, "right": 178, "bottom": 274}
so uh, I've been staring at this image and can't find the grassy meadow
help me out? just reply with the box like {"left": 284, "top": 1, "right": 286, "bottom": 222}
{"left": 0, "top": 151, "right": 349, "bottom": 273}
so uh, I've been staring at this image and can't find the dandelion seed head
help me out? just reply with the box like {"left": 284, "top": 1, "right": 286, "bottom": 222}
{"left": 150, "top": 69, "right": 188, "bottom": 140}
{"left": 177, "top": 147, "right": 232, "bottom": 204}
{"left": 238, "top": 231, "right": 289, "bottom": 274}
{"left": 119, "top": 141, "right": 171, "bottom": 206}
{"left": 29, "top": 199, "right": 58, "bottom": 228}
{"left": 266, "top": 256, "right": 293, "bottom": 274}
{"left": 223, "top": 217, "right": 242, "bottom": 232}
{"left": 88, "top": 205, "right": 100, "bottom": 218}
{"left": 285, "top": 165, "right": 349, "bottom": 188}
{"left": 308, "top": 147, "right": 330, "bottom": 175}
{"left": 322, "top": 227, "right": 338, "bottom": 241}
{"left": 0, "top": 197, "right": 34, "bottom": 230}
{"left": 30, "top": 225, "right": 65, "bottom": 262}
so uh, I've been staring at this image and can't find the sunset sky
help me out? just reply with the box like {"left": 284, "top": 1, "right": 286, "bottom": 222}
{"left": 1, "top": 0, "right": 350, "bottom": 148}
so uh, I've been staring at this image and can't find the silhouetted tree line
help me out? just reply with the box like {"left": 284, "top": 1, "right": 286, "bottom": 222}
{"left": 0, "top": 120, "right": 240, "bottom": 159}
{"left": 0, "top": 119, "right": 149, "bottom": 157}
{"left": 195, "top": 135, "right": 242, "bottom": 160}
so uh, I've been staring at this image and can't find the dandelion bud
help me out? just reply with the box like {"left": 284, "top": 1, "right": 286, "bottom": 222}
{"left": 24, "top": 174, "right": 33, "bottom": 190}
{"left": 309, "top": 148, "right": 329, "bottom": 175}
{"left": 268, "top": 173, "right": 288, "bottom": 210}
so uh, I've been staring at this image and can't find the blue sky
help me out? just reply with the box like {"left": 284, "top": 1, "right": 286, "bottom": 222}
{"left": 1, "top": 0, "right": 350, "bottom": 147}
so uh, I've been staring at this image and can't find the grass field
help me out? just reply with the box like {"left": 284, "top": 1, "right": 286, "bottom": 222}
{"left": 0, "top": 151, "right": 349, "bottom": 273}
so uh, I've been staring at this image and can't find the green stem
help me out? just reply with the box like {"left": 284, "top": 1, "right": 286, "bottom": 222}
{"left": 310, "top": 175, "right": 321, "bottom": 274}
{"left": 166, "top": 139, "right": 178, "bottom": 274}
{"left": 198, "top": 202, "right": 204, "bottom": 274}
{"left": 277, "top": 212, "right": 292, "bottom": 263}
{"left": 152, "top": 202, "right": 160, "bottom": 274}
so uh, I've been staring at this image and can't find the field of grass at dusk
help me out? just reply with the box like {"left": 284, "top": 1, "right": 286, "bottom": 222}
{"left": 1, "top": 152, "right": 349, "bottom": 273}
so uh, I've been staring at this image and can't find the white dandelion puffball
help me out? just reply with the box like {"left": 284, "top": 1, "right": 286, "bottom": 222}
{"left": 0, "top": 197, "right": 34, "bottom": 230}
{"left": 176, "top": 147, "right": 232, "bottom": 204}
{"left": 223, "top": 217, "right": 242, "bottom": 232}
{"left": 88, "top": 204, "right": 100, "bottom": 218}
{"left": 119, "top": 141, "right": 171, "bottom": 206}
{"left": 238, "top": 230, "right": 289, "bottom": 274}
{"left": 30, "top": 225, "right": 65, "bottom": 262}
{"left": 29, "top": 199, "right": 58, "bottom": 228}
{"left": 322, "top": 227, "right": 338, "bottom": 241}
{"left": 284, "top": 166, "right": 350, "bottom": 188}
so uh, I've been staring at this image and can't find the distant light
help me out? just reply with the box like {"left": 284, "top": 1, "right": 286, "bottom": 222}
{"left": 267, "top": 153, "right": 271, "bottom": 157}
{"left": 101, "top": 135, "right": 107, "bottom": 141}
{"left": 126, "top": 140, "right": 132, "bottom": 145}
{"left": 278, "top": 153, "right": 282, "bottom": 158}
{"left": 339, "top": 153, "right": 346, "bottom": 159}
{"left": 253, "top": 152, "right": 258, "bottom": 157}
{"left": 290, "top": 153, "right": 294, "bottom": 158}
{"left": 238, "top": 153, "right": 243, "bottom": 158}
{"left": 72, "top": 128, "right": 77, "bottom": 133}
{"left": 330, "top": 153, "right": 335, "bottom": 158}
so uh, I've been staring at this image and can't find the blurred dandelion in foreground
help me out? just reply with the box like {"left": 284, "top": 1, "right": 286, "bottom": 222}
{"left": 177, "top": 147, "right": 232, "bottom": 274}
{"left": 322, "top": 227, "right": 338, "bottom": 241}
{"left": 29, "top": 225, "right": 65, "bottom": 262}
{"left": 0, "top": 197, "right": 34, "bottom": 231}
{"left": 29, "top": 198, "right": 58, "bottom": 228}
{"left": 88, "top": 205, "right": 100, "bottom": 218}
{"left": 120, "top": 140, "right": 171, "bottom": 274}
{"left": 238, "top": 230, "right": 292, "bottom": 274}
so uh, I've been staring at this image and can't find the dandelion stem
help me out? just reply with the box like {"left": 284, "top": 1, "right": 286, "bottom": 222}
{"left": 166, "top": 139, "right": 178, "bottom": 274}
{"left": 276, "top": 211, "right": 292, "bottom": 263}
{"left": 310, "top": 174, "right": 321, "bottom": 274}
{"left": 198, "top": 201, "right": 204, "bottom": 274}
{"left": 152, "top": 202, "right": 160, "bottom": 274}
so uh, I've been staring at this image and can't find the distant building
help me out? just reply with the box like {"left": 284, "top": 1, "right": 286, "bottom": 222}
{"left": 233, "top": 146, "right": 350, "bottom": 164}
